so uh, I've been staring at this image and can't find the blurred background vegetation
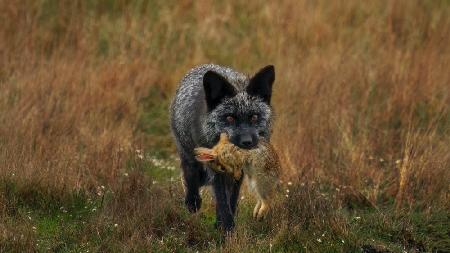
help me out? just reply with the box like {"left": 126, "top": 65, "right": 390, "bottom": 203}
{"left": 0, "top": 0, "right": 449, "bottom": 252}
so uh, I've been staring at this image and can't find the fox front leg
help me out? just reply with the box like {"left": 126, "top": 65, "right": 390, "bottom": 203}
{"left": 181, "top": 158, "right": 206, "bottom": 213}
{"left": 213, "top": 173, "right": 241, "bottom": 232}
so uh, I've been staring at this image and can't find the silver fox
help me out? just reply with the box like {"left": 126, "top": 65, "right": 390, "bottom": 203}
{"left": 170, "top": 64, "right": 275, "bottom": 231}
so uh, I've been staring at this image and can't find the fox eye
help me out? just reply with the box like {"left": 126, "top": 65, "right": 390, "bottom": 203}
{"left": 250, "top": 114, "right": 258, "bottom": 123}
{"left": 226, "top": 115, "right": 235, "bottom": 124}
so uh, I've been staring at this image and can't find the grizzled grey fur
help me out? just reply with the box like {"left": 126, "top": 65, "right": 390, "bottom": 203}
{"left": 170, "top": 64, "right": 275, "bottom": 231}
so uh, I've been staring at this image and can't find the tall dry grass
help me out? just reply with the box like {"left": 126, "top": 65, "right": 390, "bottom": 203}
{"left": 1, "top": 0, "right": 448, "bottom": 206}
{"left": 0, "top": 0, "right": 449, "bottom": 251}
{"left": 270, "top": 1, "right": 450, "bottom": 209}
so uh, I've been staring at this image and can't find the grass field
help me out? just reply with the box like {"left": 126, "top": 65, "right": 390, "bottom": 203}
{"left": 1, "top": 0, "right": 449, "bottom": 252}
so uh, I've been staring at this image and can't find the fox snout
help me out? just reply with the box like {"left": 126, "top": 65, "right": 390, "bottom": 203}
{"left": 230, "top": 130, "right": 258, "bottom": 149}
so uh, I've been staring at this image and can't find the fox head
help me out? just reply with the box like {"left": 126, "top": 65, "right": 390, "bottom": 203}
{"left": 202, "top": 65, "right": 275, "bottom": 149}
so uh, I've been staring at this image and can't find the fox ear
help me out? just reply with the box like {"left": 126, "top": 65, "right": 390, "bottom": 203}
{"left": 203, "top": 71, "right": 237, "bottom": 111}
{"left": 247, "top": 65, "right": 275, "bottom": 104}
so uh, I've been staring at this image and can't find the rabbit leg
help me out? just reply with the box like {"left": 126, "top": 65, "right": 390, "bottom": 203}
{"left": 256, "top": 199, "right": 270, "bottom": 220}
{"left": 253, "top": 200, "right": 261, "bottom": 219}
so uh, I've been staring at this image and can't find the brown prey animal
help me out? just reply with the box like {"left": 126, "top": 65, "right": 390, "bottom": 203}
{"left": 194, "top": 133, "right": 281, "bottom": 220}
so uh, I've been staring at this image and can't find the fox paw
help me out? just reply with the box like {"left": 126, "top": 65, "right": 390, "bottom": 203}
{"left": 185, "top": 194, "right": 202, "bottom": 213}
{"left": 214, "top": 219, "right": 235, "bottom": 232}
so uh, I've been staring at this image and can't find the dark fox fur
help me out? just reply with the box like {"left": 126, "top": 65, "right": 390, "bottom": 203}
{"left": 170, "top": 64, "right": 275, "bottom": 231}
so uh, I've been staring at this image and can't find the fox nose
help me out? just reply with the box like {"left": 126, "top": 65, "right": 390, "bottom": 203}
{"left": 239, "top": 135, "right": 257, "bottom": 149}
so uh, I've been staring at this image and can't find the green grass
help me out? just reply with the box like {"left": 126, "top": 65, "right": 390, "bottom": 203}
{"left": 1, "top": 179, "right": 101, "bottom": 252}
{"left": 2, "top": 168, "right": 449, "bottom": 252}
